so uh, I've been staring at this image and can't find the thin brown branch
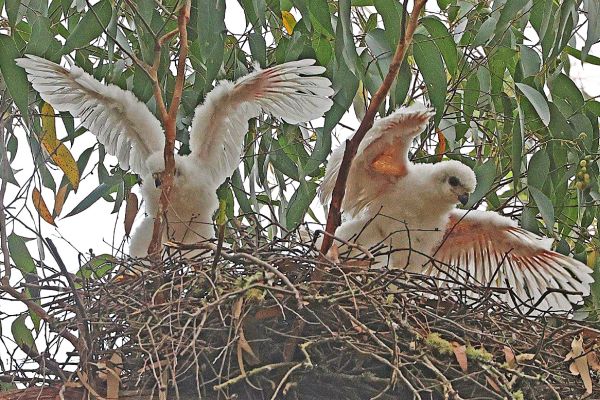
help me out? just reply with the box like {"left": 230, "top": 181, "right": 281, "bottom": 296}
{"left": 319, "top": 0, "right": 427, "bottom": 258}
{"left": 147, "top": 1, "right": 191, "bottom": 257}
{"left": 0, "top": 283, "right": 82, "bottom": 352}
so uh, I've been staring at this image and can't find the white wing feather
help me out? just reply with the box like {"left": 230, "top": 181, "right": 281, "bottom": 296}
{"left": 189, "top": 59, "right": 334, "bottom": 185}
{"left": 16, "top": 54, "right": 165, "bottom": 176}
{"left": 319, "top": 103, "right": 433, "bottom": 215}
{"left": 430, "top": 209, "right": 593, "bottom": 313}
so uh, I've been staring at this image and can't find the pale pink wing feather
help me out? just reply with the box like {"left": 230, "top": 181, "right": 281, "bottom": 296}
{"left": 189, "top": 59, "right": 333, "bottom": 185}
{"left": 319, "top": 104, "right": 434, "bottom": 215}
{"left": 16, "top": 55, "right": 165, "bottom": 176}
{"left": 430, "top": 209, "right": 593, "bottom": 313}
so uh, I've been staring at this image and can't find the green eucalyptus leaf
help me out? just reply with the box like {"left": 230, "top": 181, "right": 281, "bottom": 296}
{"left": 62, "top": 0, "right": 113, "bottom": 54}
{"left": 413, "top": 34, "right": 446, "bottom": 125}
{"left": 7, "top": 233, "right": 36, "bottom": 274}
{"left": 76, "top": 254, "right": 116, "bottom": 281}
{"left": 516, "top": 83, "right": 550, "bottom": 126}
{"left": 11, "top": 314, "right": 38, "bottom": 354}
{"left": 0, "top": 34, "right": 30, "bottom": 120}
{"left": 285, "top": 181, "right": 317, "bottom": 230}
{"left": 64, "top": 182, "right": 116, "bottom": 218}
{"left": 420, "top": 16, "right": 458, "bottom": 77}
{"left": 374, "top": 0, "right": 403, "bottom": 47}
{"left": 529, "top": 186, "right": 555, "bottom": 233}
{"left": 466, "top": 160, "right": 496, "bottom": 207}
{"left": 582, "top": 0, "right": 600, "bottom": 61}
{"left": 527, "top": 150, "right": 549, "bottom": 189}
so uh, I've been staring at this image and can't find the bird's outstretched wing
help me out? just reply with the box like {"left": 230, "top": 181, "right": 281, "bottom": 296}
{"left": 189, "top": 59, "right": 333, "bottom": 185}
{"left": 17, "top": 55, "right": 165, "bottom": 176}
{"left": 320, "top": 104, "right": 433, "bottom": 215}
{"left": 430, "top": 209, "right": 593, "bottom": 313}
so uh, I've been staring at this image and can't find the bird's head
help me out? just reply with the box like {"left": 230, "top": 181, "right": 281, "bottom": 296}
{"left": 145, "top": 153, "right": 184, "bottom": 188}
{"left": 432, "top": 160, "right": 477, "bottom": 207}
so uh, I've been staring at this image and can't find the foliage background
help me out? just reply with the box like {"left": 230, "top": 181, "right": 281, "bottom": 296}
{"left": 1, "top": 0, "right": 600, "bottom": 386}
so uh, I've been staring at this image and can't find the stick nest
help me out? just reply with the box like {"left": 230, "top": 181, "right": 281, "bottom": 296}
{"left": 9, "top": 232, "right": 600, "bottom": 399}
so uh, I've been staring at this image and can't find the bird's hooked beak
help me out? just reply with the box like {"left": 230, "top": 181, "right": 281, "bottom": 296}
{"left": 458, "top": 193, "right": 469, "bottom": 206}
{"left": 152, "top": 172, "right": 162, "bottom": 188}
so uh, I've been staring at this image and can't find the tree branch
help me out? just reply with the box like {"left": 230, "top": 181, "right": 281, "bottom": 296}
{"left": 319, "top": 0, "right": 427, "bottom": 258}
{"left": 147, "top": 1, "right": 191, "bottom": 257}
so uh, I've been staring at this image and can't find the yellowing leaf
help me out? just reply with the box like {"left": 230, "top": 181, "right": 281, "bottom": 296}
{"left": 281, "top": 11, "right": 296, "bottom": 35}
{"left": 40, "top": 102, "right": 57, "bottom": 142}
{"left": 40, "top": 103, "right": 80, "bottom": 191}
{"left": 124, "top": 193, "right": 139, "bottom": 237}
{"left": 32, "top": 187, "right": 55, "bottom": 226}
{"left": 53, "top": 185, "right": 69, "bottom": 217}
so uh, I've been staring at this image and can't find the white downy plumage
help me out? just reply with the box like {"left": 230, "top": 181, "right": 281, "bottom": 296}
{"left": 18, "top": 55, "right": 334, "bottom": 256}
{"left": 320, "top": 104, "right": 593, "bottom": 314}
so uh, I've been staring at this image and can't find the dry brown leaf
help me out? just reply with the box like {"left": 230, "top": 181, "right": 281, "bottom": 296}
{"left": 503, "top": 346, "right": 516, "bottom": 369}
{"left": 32, "top": 187, "right": 55, "bottom": 226}
{"left": 568, "top": 335, "right": 593, "bottom": 394}
{"left": 238, "top": 326, "right": 260, "bottom": 366}
{"left": 515, "top": 353, "right": 535, "bottom": 363}
{"left": 435, "top": 128, "right": 447, "bottom": 161}
{"left": 486, "top": 376, "right": 502, "bottom": 393}
{"left": 588, "top": 351, "right": 600, "bottom": 371}
{"left": 124, "top": 192, "right": 139, "bottom": 237}
{"left": 452, "top": 342, "right": 468, "bottom": 373}
{"left": 326, "top": 244, "right": 340, "bottom": 263}
{"left": 40, "top": 102, "right": 80, "bottom": 190}
{"left": 106, "top": 353, "right": 122, "bottom": 400}
{"left": 232, "top": 297, "right": 243, "bottom": 321}
{"left": 53, "top": 184, "right": 68, "bottom": 217}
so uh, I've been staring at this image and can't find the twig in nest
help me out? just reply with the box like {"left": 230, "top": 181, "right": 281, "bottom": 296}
{"left": 170, "top": 241, "right": 303, "bottom": 308}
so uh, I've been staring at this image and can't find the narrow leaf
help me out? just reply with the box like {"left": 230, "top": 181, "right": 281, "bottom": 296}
{"left": 32, "top": 188, "right": 55, "bottom": 226}
{"left": 0, "top": 34, "right": 30, "bottom": 120}
{"left": 124, "top": 192, "right": 138, "bottom": 237}
{"left": 41, "top": 103, "right": 80, "bottom": 190}
{"left": 527, "top": 150, "right": 549, "bottom": 189}
{"left": 64, "top": 182, "right": 114, "bottom": 218}
{"left": 281, "top": 11, "right": 297, "bottom": 34}
{"left": 11, "top": 315, "right": 38, "bottom": 355}
{"left": 529, "top": 186, "right": 555, "bottom": 232}
{"left": 53, "top": 185, "right": 69, "bottom": 217}
{"left": 7, "top": 233, "right": 36, "bottom": 274}
{"left": 286, "top": 181, "right": 317, "bottom": 230}
{"left": 516, "top": 83, "right": 550, "bottom": 126}
{"left": 62, "top": 0, "right": 113, "bottom": 54}
{"left": 413, "top": 34, "right": 447, "bottom": 125}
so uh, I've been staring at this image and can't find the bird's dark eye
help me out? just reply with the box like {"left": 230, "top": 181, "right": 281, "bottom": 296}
{"left": 448, "top": 176, "right": 460, "bottom": 187}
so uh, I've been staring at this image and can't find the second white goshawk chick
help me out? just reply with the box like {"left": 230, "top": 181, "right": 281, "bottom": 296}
{"left": 320, "top": 104, "right": 593, "bottom": 314}
{"left": 18, "top": 55, "right": 334, "bottom": 257}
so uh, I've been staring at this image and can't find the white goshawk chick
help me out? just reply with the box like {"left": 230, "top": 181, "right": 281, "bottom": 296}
{"left": 320, "top": 104, "right": 593, "bottom": 314}
{"left": 18, "top": 55, "right": 334, "bottom": 256}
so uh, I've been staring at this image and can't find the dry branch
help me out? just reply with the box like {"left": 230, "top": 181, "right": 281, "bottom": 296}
{"left": 147, "top": 1, "right": 191, "bottom": 256}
